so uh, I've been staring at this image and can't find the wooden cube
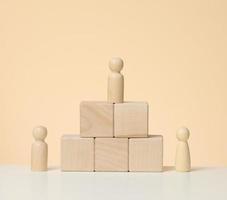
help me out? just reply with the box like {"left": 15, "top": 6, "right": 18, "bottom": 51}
{"left": 61, "top": 135, "right": 94, "bottom": 171}
{"left": 80, "top": 101, "right": 114, "bottom": 138}
{"left": 114, "top": 102, "right": 148, "bottom": 137}
{"left": 95, "top": 138, "right": 128, "bottom": 172}
{"left": 129, "top": 135, "right": 163, "bottom": 172}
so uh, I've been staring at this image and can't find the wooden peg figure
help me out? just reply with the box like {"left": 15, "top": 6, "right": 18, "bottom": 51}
{"left": 175, "top": 127, "right": 191, "bottom": 172}
{"left": 108, "top": 57, "right": 124, "bottom": 103}
{"left": 31, "top": 126, "right": 48, "bottom": 171}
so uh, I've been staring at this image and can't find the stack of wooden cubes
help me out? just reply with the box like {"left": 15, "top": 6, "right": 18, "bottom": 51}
{"left": 61, "top": 58, "right": 163, "bottom": 172}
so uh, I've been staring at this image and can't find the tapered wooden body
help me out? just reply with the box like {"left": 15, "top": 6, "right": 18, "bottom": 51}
{"left": 175, "top": 141, "right": 191, "bottom": 172}
{"left": 108, "top": 72, "right": 124, "bottom": 103}
{"left": 31, "top": 141, "right": 48, "bottom": 171}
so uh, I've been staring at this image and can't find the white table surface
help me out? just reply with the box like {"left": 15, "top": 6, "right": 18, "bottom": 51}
{"left": 0, "top": 166, "right": 226, "bottom": 200}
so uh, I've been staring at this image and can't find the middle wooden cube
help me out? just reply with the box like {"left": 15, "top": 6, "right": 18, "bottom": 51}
{"left": 95, "top": 138, "right": 129, "bottom": 171}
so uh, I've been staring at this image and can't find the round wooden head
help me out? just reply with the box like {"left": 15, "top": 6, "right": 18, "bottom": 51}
{"left": 109, "top": 57, "right": 124, "bottom": 72}
{"left": 177, "top": 127, "right": 190, "bottom": 142}
{"left": 33, "top": 126, "right": 47, "bottom": 141}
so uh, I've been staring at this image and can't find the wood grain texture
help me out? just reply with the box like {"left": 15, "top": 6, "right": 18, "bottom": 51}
{"left": 61, "top": 135, "right": 94, "bottom": 171}
{"left": 129, "top": 135, "right": 163, "bottom": 172}
{"left": 80, "top": 101, "right": 114, "bottom": 138}
{"left": 95, "top": 138, "right": 129, "bottom": 172}
{"left": 114, "top": 102, "right": 148, "bottom": 137}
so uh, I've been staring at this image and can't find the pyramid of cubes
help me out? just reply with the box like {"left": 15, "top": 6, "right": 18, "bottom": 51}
{"left": 61, "top": 58, "right": 163, "bottom": 172}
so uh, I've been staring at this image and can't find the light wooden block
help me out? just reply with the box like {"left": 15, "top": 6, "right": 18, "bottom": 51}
{"left": 61, "top": 135, "right": 94, "bottom": 171}
{"left": 80, "top": 101, "right": 114, "bottom": 138}
{"left": 95, "top": 138, "right": 129, "bottom": 172}
{"left": 114, "top": 102, "right": 148, "bottom": 137}
{"left": 129, "top": 135, "right": 163, "bottom": 172}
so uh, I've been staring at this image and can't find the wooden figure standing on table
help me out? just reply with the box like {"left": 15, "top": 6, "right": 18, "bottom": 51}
{"left": 175, "top": 127, "right": 191, "bottom": 172}
{"left": 108, "top": 57, "right": 124, "bottom": 103}
{"left": 31, "top": 126, "right": 48, "bottom": 171}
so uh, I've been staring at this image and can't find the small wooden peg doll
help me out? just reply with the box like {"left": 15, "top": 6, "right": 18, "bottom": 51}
{"left": 175, "top": 127, "right": 191, "bottom": 172}
{"left": 107, "top": 57, "right": 124, "bottom": 103}
{"left": 31, "top": 126, "right": 48, "bottom": 171}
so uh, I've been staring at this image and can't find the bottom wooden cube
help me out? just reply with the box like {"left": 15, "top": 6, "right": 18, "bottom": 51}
{"left": 95, "top": 138, "right": 129, "bottom": 172}
{"left": 129, "top": 135, "right": 163, "bottom": 172}
{"left": 61, "top": 135, "right": 94, "bottom": 171}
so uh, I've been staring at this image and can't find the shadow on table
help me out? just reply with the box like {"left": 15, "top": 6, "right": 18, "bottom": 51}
{"left": 163, "top": 166, "right": 208, "bottom": 172}
{"left": 47, "top": 166, "right": 209, "bottom": 172}
{"left": 163, "top": 166, "right": 175, "bottom": 172}
{"left": 190, "top": 167, "right": 208, "bottom": 172}
{"left": 48, "top": 166, "right": 59, "bottom": 171}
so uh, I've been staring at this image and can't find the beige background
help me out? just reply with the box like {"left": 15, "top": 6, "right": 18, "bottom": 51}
{"left": 0, "top": 0, "right": 227, "bottom": 167}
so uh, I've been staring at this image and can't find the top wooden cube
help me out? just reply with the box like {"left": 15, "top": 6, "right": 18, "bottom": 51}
{"left": 114, "top": 102, "right": 148, "bottom": 137}
{"left": 80, "top": 101, "right": 149, "bottom": 138}
{"left": 80, "top": 101, "right": 114, "bottom": 137}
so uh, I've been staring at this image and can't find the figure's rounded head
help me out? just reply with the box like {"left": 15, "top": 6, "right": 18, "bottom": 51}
{"left": 176, "top": 127, "right": 190, "bottom": 141}
{"left": 109, "top": 57, "right": 124, "bottom": 72}
{"left": 33, "top": 126, "right": 47, "bottom": 141}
